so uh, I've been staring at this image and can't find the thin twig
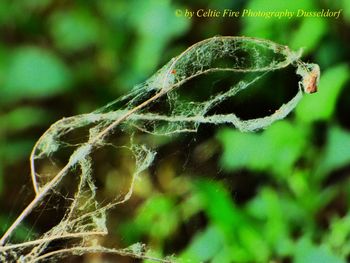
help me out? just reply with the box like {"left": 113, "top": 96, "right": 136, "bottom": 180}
{"left": 31, "top": 246, "right": 173, "bottom": 263}
{"left": 0, "top": 231, "right": 107, "bottom": 252}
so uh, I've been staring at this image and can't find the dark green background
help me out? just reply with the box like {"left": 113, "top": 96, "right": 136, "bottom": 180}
{"left": 0, "top": 0, "right": 350, "bottom": 262}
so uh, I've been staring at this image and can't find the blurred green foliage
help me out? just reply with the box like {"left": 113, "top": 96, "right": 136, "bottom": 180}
{"left": 217, "top": 121, "right": 308, "bottom": 177}
{"left": 1, "top": 0, "right": 350, "bottom": 262}
{"left": 1, "top": 47, "right": 72, "bottom": 103}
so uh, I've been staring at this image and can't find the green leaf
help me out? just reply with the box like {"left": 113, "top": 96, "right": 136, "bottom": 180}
{"left": 294, "top": 238, "right": 345, "bottom": 263}
{"left": 0, "top": 107, "right": 50, "bottom": 133}
{"left": 135, "top": 195, "right": 179, "bottom": 240}
{"left": 19, "top": 0, "right": 52, "bottom": 11}
{"left": 119, "top": 195, "right": 179, "bottom": 245}
{"left": 128, "top": 0, "right": 188, "bottom": 38}
{"left": 97, "top": 0, "right": 129, "bottom": 24}
{"left": 194, "top": 179, "right": 269, "bottom": 262}
{"left": 195, "top": 179, "right": 242, "bottom": 232}
{"left": 316, "top": 39, "right": 346, "bottom": 69}
{"left": 0, "top": 45, "right": 11, "bottom": 86}
{"left": 0, "top": 47, "right": 71, "bottom": 104}
{"left": 326, "top": 214, "right": 350, "bottom": 255}
{"left": 0, "top": 0, "right": 52, "bottom": 24}
{"left": 324, "top": 210, "right": 350, "bottom": 259}
{"left": 217, "top": 121, "right": 307, "bottom": 176}
{"left": 50, "top": 9, "right": 100, "bottom": 52}
{"left": 241, "top": 0, "right": 314, "bottom": 42}
{"left": 0, "top": 139, "right": 34, "bottom": 165}
{"left": 180, "top": 226, "right": 225, "bottom": 262}
{"left": 0, "top": 163, "right": 3, "bottom": 194}
{"left": 290, "top": 18, "right": 328, "bottom": 54}
{"left": 121, "top": 0, "right": 189, "bottom": 86}
{"left": 318, "top": 126, "right": 350, "bottom": 175}
{"left": 340, "top": 0, "right": 350, "bottom": 23}
{"left": 246, "top": 187, "right": 297, "bottom": 256}
{"left": 295, "top": 64, "right": 349, "bottom": 123}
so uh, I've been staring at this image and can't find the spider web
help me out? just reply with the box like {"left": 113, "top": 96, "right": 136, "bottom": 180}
{"left": 0, "top": 36, "right": 318, "bottom": 262}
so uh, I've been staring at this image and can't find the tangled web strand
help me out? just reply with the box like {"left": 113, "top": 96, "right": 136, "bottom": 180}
{"left": 0, "top": 36, "right": 319, "bottom": 262}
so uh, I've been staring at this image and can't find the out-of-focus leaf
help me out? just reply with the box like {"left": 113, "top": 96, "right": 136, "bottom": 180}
{"left": 0, "top": 107, "right": 50, "bottom": 133}
{"left": 0, "top": 45, "right": 10, "bottom": 88}
{"left": 217, "top": 121, "right": 307, "bottom": 176}
{"left": 19, "top": 0, "right": 52, "bottom": 11}
{"left": 179, "top": 187, "right": 203, "bottom": 221}
{"left": 135, "top": 195, "right": 179, "bottom": 240}
{"left": 211, "top": 246, "right": 233, "bottom": 263}
{"left": 0, "top": 140, "right": 34, "bottom": 165}
{"left": 180, "top": 226, "right": 225, "bottom": 262}
{"left": 294, "top": 237, "right": 345, "bottom": 263}
{"left": 119, "top": 195, "right": 179, "bottom": 245}
{"left": 241, "top": 0, "right": 314, "bottom": 42}
{"left": 120, "top": 0, "right": 190, "bottom": 86}
{"left": 97, "top": 0, "right": 129, "bottom": 24}
{"left": 316, "top": 40, "right": 346, "bottom": 68}
{"left": 287, "top": 170, "right": 310, "bottom": 198}
{"left": 339, "top": 0, "right": 350, "bottom": 23}
{"left": 0, "top": 163, "right": 3, "bottom": 194}
{"left": 325, "top": 214, "right": 350, "bottom": 257}
{"left": 195, "top": 179, "right": 242, "bottom": 232}
{"left": 128, "top": 0, "right": 188, "bottom": 38}
{"left": 318, "top": 126, "right": 350, "bottom": 175}
{"left": 236, "top": 225, "right": 270, "bottom": 262}
{"left": 50, "top": 9, "right": 100, "bottom": 52}
{"left": 0, "top": 47, "right": 71, "bottom": 104}
{"left": 286, "top": 169, "right": 334, "bottom": 215}
{"left": 194, "top": 179, "right": 269, "bottom": 262}
{"left": 246, "top": 187, "right": 296, "bottom": 256}
{"left": 290, "top": 19, "right": 327, "bottom": 54}
{"left": 295, "top": 64, "right": 349, "bottom": 123}
{"left": 0, "top": 0, "right": 52, "bottom": 24}
{"left": 289, "top": 169, "right": 337, "bottom": 216}
{"left": 0, "top": 1, "right": 15, "bottom": 24}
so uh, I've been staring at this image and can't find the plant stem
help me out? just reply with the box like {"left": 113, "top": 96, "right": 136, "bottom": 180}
{"left": 0, "top": 87, "right": 170, "bottom": 246}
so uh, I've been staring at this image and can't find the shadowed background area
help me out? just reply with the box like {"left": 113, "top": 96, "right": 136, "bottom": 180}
{"left": 1, "top": 0, "right": 350, "bottom": 262}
